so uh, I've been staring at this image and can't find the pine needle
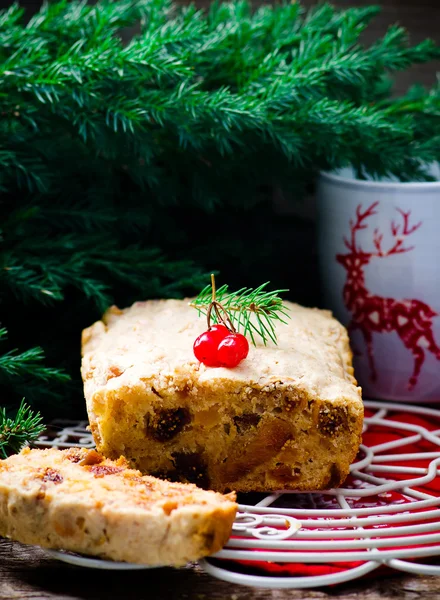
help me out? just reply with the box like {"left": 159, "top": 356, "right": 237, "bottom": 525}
{"left": 0, "top": 346, "right": 70, "bottom": 382}
{"left": 0, "top": 326, "right": 69, "bottom": 383}
{"left": 191, "top": 282, "right": 290, "bottom": 346}
{"left": 0, "top": 400, "right": 45, "bottom": 458}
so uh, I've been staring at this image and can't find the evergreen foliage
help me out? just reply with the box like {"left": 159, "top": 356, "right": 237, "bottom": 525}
{"left": 0, "top": 399, "right": 45, "bottom": 458}
{"left": 0, "top": 0, "right": 439, "bottom": 430}
{"left": 191, "top": 280, "right": 290, "bottom": 346}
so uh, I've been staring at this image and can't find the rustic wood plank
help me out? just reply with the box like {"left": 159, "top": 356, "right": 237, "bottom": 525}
{"left": 1, "top": 539, "right": 440, "bottom": 600}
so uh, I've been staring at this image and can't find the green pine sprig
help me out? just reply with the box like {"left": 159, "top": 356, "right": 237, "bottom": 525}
{"left": 0, "top": 346, "right": 70, "bottom": 383}
{"left": 0, "top": 326, "right": 71, "bottom": 414}
{"left": 191, "top": 280, "right": 290, "bottom": 346}
{"left": 0, "top": 399, "right": 45, "bottom": 458}
{"left": 1, "top": 0, "right": 440, "bottom": 193}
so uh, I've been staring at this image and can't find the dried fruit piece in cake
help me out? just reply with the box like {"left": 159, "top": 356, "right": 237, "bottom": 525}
{"left": 82, "top": 299, "right": 363, "bottom": 493}
{"left": 0, "top": 447, "right": 237, "bottom": 565}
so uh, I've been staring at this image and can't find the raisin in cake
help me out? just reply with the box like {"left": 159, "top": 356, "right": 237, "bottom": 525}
{"left": 82, "top": 299, "right": 363, "bottom": 493}
{"left": 0, "top": 447, "right": 237, "bottom": 565}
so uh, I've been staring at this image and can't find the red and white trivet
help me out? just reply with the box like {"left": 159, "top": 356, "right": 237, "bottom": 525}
{"left": 36, "top": 400, "right": 440, "bottom": 587}
{"left": 201, "top": 400, "right": 440, "bottom": 588}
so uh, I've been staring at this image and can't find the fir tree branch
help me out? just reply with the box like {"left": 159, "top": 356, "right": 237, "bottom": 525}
{"left": 0, "top": 343, "right": 70, "bottom": 383}
{"left": 1, "top": 231, "right": 207, "bottom": 310}
{"left": 0, "top": 399, "right": 45, "bottom": 458}
{"left": 0, "top": 327, "right": 70, "bottom": 415}
{"left": 1, "top": 258, "right": 62, "bottom": 304}
{"left": 191, "top": 282, "right": 290, "bottom": 346}
{"left": 0, "top": 147, "right": 49, "bottom": 193}
{"left": 1, "top": 0, "right": 439, "bottom": 186}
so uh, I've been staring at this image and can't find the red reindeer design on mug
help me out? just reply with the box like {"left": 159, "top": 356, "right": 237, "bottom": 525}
{"left": 337, "top": 201, "right": 440, "bottom": 390}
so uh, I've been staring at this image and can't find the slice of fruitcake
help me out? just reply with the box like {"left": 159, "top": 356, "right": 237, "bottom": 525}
{"left": 81, "top": 299, "right": 364, "bottom": 493}
{"left": 0, "top": 447, "right": 237, "bottom": 566}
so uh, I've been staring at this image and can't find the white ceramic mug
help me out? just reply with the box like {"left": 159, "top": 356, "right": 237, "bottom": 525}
{"left": 316, "top": 166, "right": 440, "bottom": 403}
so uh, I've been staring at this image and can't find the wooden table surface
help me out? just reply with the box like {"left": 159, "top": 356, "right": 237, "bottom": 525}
{"left": 1, "top": 539, "right": 440, "bottom": 600}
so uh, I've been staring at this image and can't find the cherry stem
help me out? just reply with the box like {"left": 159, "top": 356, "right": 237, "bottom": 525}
{"left": 206, "top": 301, "right": 236, "bottom": 333}
{"left": 211, "top": 273, "right": 216, "bottom": 303}
{"left": 206, "top": 275, "right": 236, "bottom": 333}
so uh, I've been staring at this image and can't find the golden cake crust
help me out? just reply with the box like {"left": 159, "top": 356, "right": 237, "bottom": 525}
{"left": 82, "top": 299, "right": 363, "bottom": 492}
{"left": 0, "top": 447, "right": 237, "bottom": 565}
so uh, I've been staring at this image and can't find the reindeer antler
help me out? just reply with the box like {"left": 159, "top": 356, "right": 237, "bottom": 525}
{"left": 344, "top": 202, "right": 379, "bottom": 253}
{"left": 373, "top": 208, "right": 421, "bottom": 257}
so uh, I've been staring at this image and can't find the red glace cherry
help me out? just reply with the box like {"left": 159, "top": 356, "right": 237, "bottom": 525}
{"left": 193, "top": 275, "right": 250, "bottom": 368}
{"left": 193, "top": 324, "right": 229, "bottom": 367}
{"left": 217, "top": 333, "right": 249, "bottom": 368}
{"left": 234, "top": 333, "right": 249, "bottom": 360}
{"left": 193, "top": 331, "right": 221, "bottom": 367}
{"left": 208, "top": 324, "right": 229, "bottom": 343}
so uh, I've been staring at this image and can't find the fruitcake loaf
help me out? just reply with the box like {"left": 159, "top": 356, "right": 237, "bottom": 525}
{"left": 0, "top": 447, "right": 237, "bottom": 565}
{"left": 82, "top": 299, "right": 363, "bottom": 493}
